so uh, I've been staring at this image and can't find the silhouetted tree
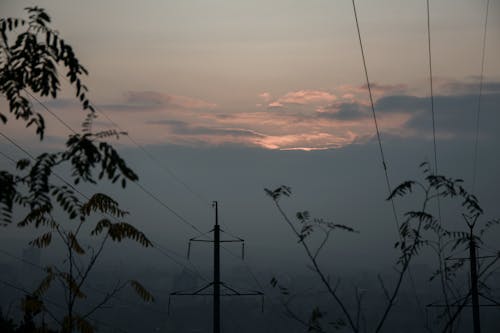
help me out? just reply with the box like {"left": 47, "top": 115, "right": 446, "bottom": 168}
{"left": 1, "top": 7, "right": 154, "bottom": 332}
{"left": 266, "top": 162, "right": 499, "bottom": 332}
{"left": 388, "top": 162, "right": 499, "bottom": 332}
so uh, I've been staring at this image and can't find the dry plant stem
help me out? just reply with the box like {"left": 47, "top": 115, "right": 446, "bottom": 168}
{"left": 374, "top": 184, "right": 431, "bottom": 333}
{"left": 82, "top": 281, "right": 127, "bottom": 319}
{"left": 274, "top": 201, "right": 359, "bottom": 333}
{"left": 281, "top": 295, "right": 328, "bottom": 333}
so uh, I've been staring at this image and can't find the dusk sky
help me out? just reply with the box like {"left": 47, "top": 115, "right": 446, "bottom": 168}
{"left": 1, "top": 0, "right": 500, "bottom": 309}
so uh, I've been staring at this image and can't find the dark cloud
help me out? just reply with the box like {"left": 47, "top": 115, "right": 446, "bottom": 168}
{"left": 150, "top": 119, "right": 264, "bottom": 138}
{"left": 124, "top": 91, "right": 169, "bottom": 106}
{"left": 98, "top": 91, "right": 216, "bottom": 112}
{"left": 402, "top": 93, "right": 500, "bottom": 138}
{"left": 439, "top": 80, "right": 500, "bottom": 94}
{"left": 318, "top": 102, "right": 370, "bottom": 121}
{"left": 43, "top": 99, "right": 79, "bottom": 109}
{"left": 374, "top": 95, "right": 428, "bottom": 114}
{"left": 359, "top": 82, "right": 408, "bottom": 94}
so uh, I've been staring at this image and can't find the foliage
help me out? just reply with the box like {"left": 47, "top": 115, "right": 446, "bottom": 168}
{"left": 0, "top": 7, "right": 93, "bottom": 138}
{"left": 0, "top": 7, "right": 136, "bottom": 226}
{"left": 266, "top": 186, "right": 359, "bottom": 332}
{"left": 388, "top": 162, "right": 499, "bottom": 332}
{"left": 266, "top": 161, "right": 499, "bottom": 332}
{"left": 0, "top": 7, "right": 154, "bottom": 333}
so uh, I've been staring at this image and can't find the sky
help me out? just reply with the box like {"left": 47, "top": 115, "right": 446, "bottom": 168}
{"left": 1, "top": 0, "right": 500, "bottom": 296}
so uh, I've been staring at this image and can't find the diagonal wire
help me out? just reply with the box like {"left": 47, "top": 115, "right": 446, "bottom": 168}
{"left": 350, "top": 0, "right": 399, "bottom": 229}
{"left": 57, "top": 71, "right": 210, "bottom": 208}
{"left": 92, "top": 105, "right": 210, "bottom": 207}
{"left": 425, "top": 0, "right": 443, "bottom": 232}
{"left": 19, "top": 93, "right": 205, "bottom": 234}
{"left": 0, "top": 137, "right": 208, "bottom": 284}
{"left": 472, "top": 0, "right": 490, "bottom": 193}
{"left": 25, "top": 89, "right": 77, "bottom": 134}
{"left": 426, "top": 0, "right": 439, "bottom": 177}
{"left": 350, "top": 1, "right": 429, "bottom": 330}
{"left": 0, "top": 278, "right": 131, "bottom": 333}
{"left": 15, "top": 68, "right": 264, "bottom": 310}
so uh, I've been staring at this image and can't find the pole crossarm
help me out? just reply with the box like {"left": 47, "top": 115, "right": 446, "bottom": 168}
{"left": 169, "top": 201, "right": 264, "bottom": 332}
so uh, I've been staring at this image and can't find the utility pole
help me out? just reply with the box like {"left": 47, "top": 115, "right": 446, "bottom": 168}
{"left": 466, "top": 214, "right": 481, "bottom": 333}
{"left": 169, "top": 201, "right": 264, "bottom": 333}
{"left": 213, "top": 201, "right": 220, "bottom": 333}
{"left": 427, "top": 214, "right": 500, "bottom": 333}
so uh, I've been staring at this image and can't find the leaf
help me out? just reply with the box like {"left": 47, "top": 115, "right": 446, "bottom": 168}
{"left": 33, "top": 267, "right": 55, "bottom": 297}
{"left": 74, "top": 315, "right": 94, "bottom": 333}
{"left": 264, "top": 185, "right": 292, "bottom": 201}
{"left": 16, "top": 158, "right": 31, "bottom": 170}
{"left": 68, "top": 232, "right": 85, "bottom": 254}
{"left": 91, "top": 219, "right": 152, "bottom": 247}
{"left": 81, "top": 193, "right": 128, "bottom": 218}
{"left": 387, "top": 181, "right": 415, "bottom": 200}
{"left": 17, "top": 205, "right": 53, "bottom": 227}
{"left": 59, "top": 272, "right": 86, "bottom": 299}
{"left": 130, "top": 280, "right": 154, "bottom": 303}
{"left": 480, "top": 218, "right": 500, "bottom": 236}
{"left": 296, "top": 211, "right": 310, "bottom": 223}
{"left": 29, "top": 232, "right": 52, "bottom": 248}
{"left": 21, "top": 295, "right": 43, "bottom": 316}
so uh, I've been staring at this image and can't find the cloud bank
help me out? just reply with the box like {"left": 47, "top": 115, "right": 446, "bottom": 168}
{"left": 35, "top": 79, "right": 500, "bottom": 151}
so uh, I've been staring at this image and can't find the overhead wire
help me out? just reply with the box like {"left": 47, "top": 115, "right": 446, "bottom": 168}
{"left": 12, "top": 92, "right": 265, "bottom": 294}
{"left": 24, "top": 89, "right": 77, "bottom": 135}
{"left": 350, "top": 0, "right": 400, "bottom": 230}
{"left": 350, "top": 0, "right": 428, "bottom": 329}
{"left": 0, "top": 136, "right": 208, "bottom": 285}
{"left": 0, "top": 246, "right": 189, "bottom": 321}
{"left": 58, "top": 72, "right": 210, "bottom": 207}
{"left": 91, "top": 104, "right": 210, "bottom": 207}
{"left": 0, "top": 277, "right": 131, "bottom": 333}
{"left": 2, "top": 100, "right": 262, "bottom": 303}
{"left": 472, "top": 0, "right": 490, "bottom": 193}
{"left": 25, "top": 94, "right": 205, "bottom": 235}
{"left": 425, "top": 0, "right": 444, "bottom": 232}
{"left": 426, "top": 0, "right": 439, "bottom": 177}
{"left": 29, "top": 53, "right": 267, "bottom": 297}
{"left": 5, "top": 30, "right": 275, "bottom": 325}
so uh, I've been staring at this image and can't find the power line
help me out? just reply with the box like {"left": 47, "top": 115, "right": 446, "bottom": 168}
{"left": 93, "top": 105, "right": 210, "bottom": 207}
{"left": 57, "top": 72, "right": 210, "bottom": 208}
{"left": 0, "top": 246, "right": 191, "bottom": 320}
{"left": 26, "top": 89, "right": 77, "bottom": 134}
{"left": 350, "top": 1, "right": 428, "bottom": 330}
{"left": 350, "top": 0, "right": 399, "bottom": 229}
{"left": 0, "top": 150, "right": 17, "bottom": 164}
{"left": 1, "top": 120, "right": 238, "bottom": 288}
{"left": 0, "top": 277, "right": 131, "bottom": 333}
{"left": 426, "top": 0, "right": 438, "bottom": 177}
{"left": 134, "top": 181, "right": 203, "bottom": 233}
{"left": 2, "top": 104, "right": 261, "bottom": 292}
{"left": 20, "top": 93, "right": 206, "bottom": 234}
{"left": 0, "top": 137, "right": 208, "bottom": 283}
{"left": 23, "top": 67, "right": 266, "bottom": 299}
{"left": 472, "top": 0, "right": 490, "bottom": 193}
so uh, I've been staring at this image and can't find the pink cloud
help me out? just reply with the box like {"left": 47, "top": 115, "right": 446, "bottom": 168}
{"left": 268, "top": 101, "right": 284, "bottom": 108}
{"left": 29, "top": 84, "right": 420, "bottom": 152}
{"left": 258, "top": 92, "right": 272, "bottom": 102}
{"left": 269, "top": 89, "right": 337, "bottom": 107}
